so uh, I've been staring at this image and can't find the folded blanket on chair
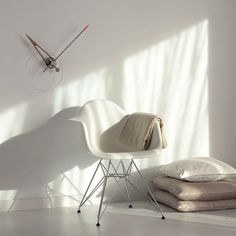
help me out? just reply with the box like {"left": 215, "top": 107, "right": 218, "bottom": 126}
{"left": 119, "top": 112, "right": 167, "bottom": 150}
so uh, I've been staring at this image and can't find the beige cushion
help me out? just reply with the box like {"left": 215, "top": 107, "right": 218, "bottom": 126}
{"left": 153, "top": 190, "right": 236, "bottom": 212}
{"left": 156, "top": 157, "right": 236, "bottom": 182}
{"left": 152, "top": 176, "right": 236, "bottom": 200}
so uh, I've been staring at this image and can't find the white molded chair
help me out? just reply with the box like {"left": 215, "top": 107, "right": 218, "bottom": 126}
{"left": 72, "top": 99, "right": 165, "bottom": 226}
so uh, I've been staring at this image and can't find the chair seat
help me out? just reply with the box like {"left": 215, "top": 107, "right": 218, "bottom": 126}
{"left": 86, "top": 149, "right": 162, "bottom": 160}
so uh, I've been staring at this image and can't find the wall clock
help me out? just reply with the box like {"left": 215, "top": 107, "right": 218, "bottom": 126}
{"left": 25, "top": 25, "right": 89, "bottom": 91}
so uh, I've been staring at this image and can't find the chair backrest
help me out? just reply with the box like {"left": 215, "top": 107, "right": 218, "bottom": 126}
{"left": 77, "top": 100, "right": 127, "bottom": 152}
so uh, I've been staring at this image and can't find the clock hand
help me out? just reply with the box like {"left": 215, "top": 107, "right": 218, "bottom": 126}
{"left": 26, "top": 34, "right": 60, "bottom": 72}
{"left": 26, "top": 34, "right": 52, "bottom": 62}
{"left": 43, "top": 25, "right": 89, "bottom": 72}
{"left": 54, "top": 24, "right": 89, "bottom": 61}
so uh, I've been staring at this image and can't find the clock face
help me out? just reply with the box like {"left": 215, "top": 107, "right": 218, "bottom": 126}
{"left": 24, "top": 53, "right": 63, "bottom": 91}
{"left": 23, "top": 25, "right": 88, "bottom": 92}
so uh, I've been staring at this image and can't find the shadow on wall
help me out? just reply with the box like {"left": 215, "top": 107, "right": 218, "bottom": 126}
{"left": 0, "top": 106, "right": 96, "bottom": 191}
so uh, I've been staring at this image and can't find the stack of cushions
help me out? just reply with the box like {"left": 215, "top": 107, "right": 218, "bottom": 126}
{"left": 151, "top": 157, "right": 236, "bottom": 212}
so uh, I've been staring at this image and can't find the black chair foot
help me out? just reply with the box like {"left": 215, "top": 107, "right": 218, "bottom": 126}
{"left": 77, "top": 209, "right": 81, "bottom": 213}
{"left": 96, "top": 222, "right": 100, "bottom": 227}
{"left": 129, "top": 204, "right": 133, "bottom": 208}
{"left": 161, "top": 216, "right": 165, "bottom": 220}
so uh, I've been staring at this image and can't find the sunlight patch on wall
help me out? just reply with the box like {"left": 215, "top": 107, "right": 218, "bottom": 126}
{"left": 0, "top": 189, "right": 17, "bottom": 201}
{"left": 122, "top": 20, "right": 209, "bottom": 164}
{"left": 0, "top": 103, "right": 28, "bottom": 144}
{"left": 47, "top": 168, "right": 81, "bottom": 196}
{"left": 46, "top": 163, "right": 101, "bottom": 205}
{"left": 53, "top": 67, "right": 108, "bottom": 114}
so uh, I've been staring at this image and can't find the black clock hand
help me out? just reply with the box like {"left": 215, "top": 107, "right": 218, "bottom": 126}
{"left": 43, "top": 25, "right": 89, "bottom": 72}
{"left": 26, "top": 34, "right": 60, "bottom": 72}
{"left": 55, "top": 24, "right": 89, "bottom": 61}
{"left": 26, "top": 34, "right": 52, "bottom": 62}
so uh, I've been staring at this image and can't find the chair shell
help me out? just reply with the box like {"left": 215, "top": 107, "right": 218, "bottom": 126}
{"left": 74, "top": 99, "right": 163, "bottom": 159}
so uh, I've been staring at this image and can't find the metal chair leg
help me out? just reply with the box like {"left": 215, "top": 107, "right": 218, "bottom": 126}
{"left": 77, "top": 160, "right": 102, "bottom": 213}
{"left": 96, "top": 160, "right": 111, "bottom": 226}
{"left": 131, "top": 160, "right": 165, "bottom": 219}
{"left": 121, "top": 161, "right": 133, "bottom": 208}
{"left": 110, "top": 161, "right": 133, "bottom": 204}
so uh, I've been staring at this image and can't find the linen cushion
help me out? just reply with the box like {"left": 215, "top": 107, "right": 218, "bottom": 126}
{"left": 152, "top": 176, "right": 236, "bottom": 200}
{"left": 153, "top": 190, "right": 236, "bottom": 212}
{"left": 156, "top": 157, "right": 236, "bottom": 182}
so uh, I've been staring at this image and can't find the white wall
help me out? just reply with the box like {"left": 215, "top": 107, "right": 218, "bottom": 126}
{"left": 0, "top": 0, "right": 235, "bottom": 211}
{"left": 208, "top": 1, "right": 236, "bottom": 166}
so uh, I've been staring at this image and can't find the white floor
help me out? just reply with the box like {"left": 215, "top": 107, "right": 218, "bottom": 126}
{"left": 1, "top": 201, "right": 236, "bottom": 236}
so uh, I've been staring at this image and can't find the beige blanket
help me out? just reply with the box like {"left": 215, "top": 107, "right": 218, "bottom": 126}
{"left": 119, "top": 112, "right": 167, "bottom": 150}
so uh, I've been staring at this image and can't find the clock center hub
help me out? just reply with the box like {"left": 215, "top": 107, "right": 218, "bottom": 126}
{"left": 44, "top": 57, "right": 60, "bottom": 72}
{"left": 45, "top": 57, "right": 56, "bottom": 67}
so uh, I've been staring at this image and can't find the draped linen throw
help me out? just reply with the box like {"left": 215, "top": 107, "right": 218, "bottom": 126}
{"left": 119, "top": 112, "right": 167, "bottom": 150}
